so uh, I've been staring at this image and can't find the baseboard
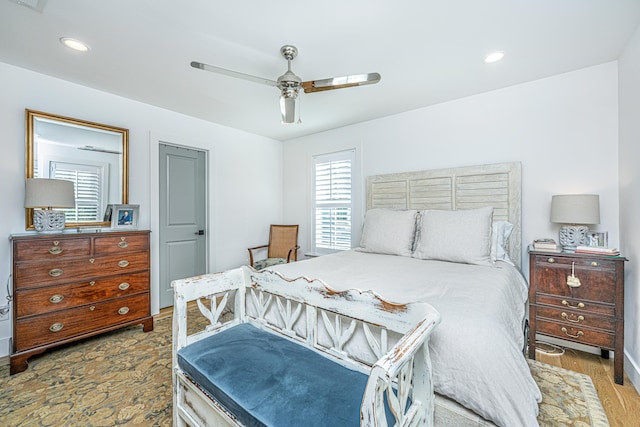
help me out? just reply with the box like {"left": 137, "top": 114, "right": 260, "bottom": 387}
{"left": 624, "top": 349, "right": 640, "bottom": 394}
{"left": 0, "top": 337, "right": 11, "bottom": 363}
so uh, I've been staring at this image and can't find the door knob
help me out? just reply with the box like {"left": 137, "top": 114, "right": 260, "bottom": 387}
{"left": 195, "top": 230, "right": 205, "bottom": 235}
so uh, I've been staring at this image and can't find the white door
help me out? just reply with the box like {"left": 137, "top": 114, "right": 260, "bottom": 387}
{"left": 158, "top": 143, "right": 207, "bottom": 308}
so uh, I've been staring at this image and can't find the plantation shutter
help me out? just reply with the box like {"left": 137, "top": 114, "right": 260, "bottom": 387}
{"left": 312, "top": 149, "right": 355, "bottom": 253}
{"left": 50, "top": 162, "right": 103, "bottom": 222}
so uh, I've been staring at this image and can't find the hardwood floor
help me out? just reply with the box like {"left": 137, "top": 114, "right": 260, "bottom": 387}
{"left": 535, "top": 344, "right": 640, "bottom": 427}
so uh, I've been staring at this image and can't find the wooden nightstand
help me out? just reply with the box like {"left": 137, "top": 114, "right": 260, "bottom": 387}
{"left": 528, "top": 249, "right": 627, "bottom": 384}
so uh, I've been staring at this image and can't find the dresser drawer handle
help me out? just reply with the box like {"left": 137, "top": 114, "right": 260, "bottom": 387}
{"left": 118, "top": 241, "right": 129, "bottom": 249}
{"left": 547, "top": 257, "right": 555, "bottom": 263}
{"left": 118, "top": 260, "right": 129, "bottom": 268}
{"left": 118, "top": 307, "right": 130, "bottom": 315}
{"left": 48, "top": 268, "right": 63, "bottom": 277}
{"left": 591, "top": 261, "right": 599, "bottom": 267}
{"left": 561, "top": 327, "right": 584, "bottom": 339}
{"left": 118, "top": 282, "right": 130, "bottom": 290}
{"left": 49, "top": 294, "right": 64, "bottom": 304}
{"left": 48, "top": 245, "right": 63, "bottom": 255}
{"left": 561, "top": 312, "right": 585, "bottom": 323}
{"left": 562, "top": 300, "right": 585, "bottom": 309}
{"left": 49, "top": 323, "right": 64, "bottom": 332}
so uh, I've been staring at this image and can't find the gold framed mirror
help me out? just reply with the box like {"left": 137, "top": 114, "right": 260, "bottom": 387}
{"left": 25, "top": 109, "right": 129, "bottom": 230}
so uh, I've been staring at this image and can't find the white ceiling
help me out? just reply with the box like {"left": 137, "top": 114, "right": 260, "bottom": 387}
{"left": 1, "top": 1, "right": 639, "bottom": 141}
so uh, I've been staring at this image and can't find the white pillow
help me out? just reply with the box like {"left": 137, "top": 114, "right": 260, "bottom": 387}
{"left": 357, "top": 209, "right": 418, "bottom": 257}
{"left": 412, "top": 206, "right": 494, "bottom": 266}
{"left": 491, "top": 220, "right": 514, "bottom": 265}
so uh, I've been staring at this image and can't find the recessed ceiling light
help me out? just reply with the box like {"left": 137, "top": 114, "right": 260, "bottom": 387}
{"left": 484, "top": 51, "right": 504, "bottom": 64}
{"left": 60, "top": 37, "right": 90, "bottom": 52}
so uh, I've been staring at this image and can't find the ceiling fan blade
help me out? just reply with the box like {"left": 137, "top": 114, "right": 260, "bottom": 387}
{"left": 301, "top": 72, "right": 381, "bottom": 94}
{"left": 191, "top": 61, "right": 278, "bottom": 87}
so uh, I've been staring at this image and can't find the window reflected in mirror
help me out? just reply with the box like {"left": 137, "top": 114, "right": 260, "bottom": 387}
{"left": 26, "top": 110, "right": 129, "bottom": 230}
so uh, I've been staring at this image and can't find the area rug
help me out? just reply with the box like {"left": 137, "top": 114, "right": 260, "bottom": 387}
{"left": 0, "top": 314, "right": 609, "bottom": 426}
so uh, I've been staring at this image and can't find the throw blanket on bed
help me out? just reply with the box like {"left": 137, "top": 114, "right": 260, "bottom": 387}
{"left": 271, "top": 250, "right": 542, "bottom": 427}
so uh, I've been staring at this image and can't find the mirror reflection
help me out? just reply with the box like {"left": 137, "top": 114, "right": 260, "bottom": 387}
{"left": 26, "top": 110, "right": 129, "bottom": 229}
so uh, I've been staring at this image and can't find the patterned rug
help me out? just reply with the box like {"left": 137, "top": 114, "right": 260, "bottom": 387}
{"left": 0, "top": 314, "right": 609, "bottom": 426}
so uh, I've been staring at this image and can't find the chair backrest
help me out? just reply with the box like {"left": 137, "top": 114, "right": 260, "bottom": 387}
{"left": 267, "top": 225, "right": 298, "bottom": 260}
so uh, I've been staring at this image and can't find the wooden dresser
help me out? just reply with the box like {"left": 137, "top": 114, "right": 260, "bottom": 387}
{"left": 10, "top": 230, "right": 153, "bottom": 374}
{"left": 528, "top": 249, "right": 626, "bottom": 384}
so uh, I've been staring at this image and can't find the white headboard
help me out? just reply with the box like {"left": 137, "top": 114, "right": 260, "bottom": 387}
{"left": 366, "top": 162, "right": 522, "bottom": 268}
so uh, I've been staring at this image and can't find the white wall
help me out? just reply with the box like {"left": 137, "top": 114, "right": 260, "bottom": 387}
{"left": 0, "top": 62, "right": 283, "bottom": 358}
{"left": 284, "top": 61, "right": 633, "bottom": 375}
{"left": 619, "top": 25, "right": 640, "bottom": 391}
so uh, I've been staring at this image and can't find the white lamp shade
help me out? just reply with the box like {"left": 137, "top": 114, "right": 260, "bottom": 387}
{"left": 550, "top": 194, "right": 600, "bottom": 225}
{"left": 25, "top": 178, "right": 76, "bottom": 208}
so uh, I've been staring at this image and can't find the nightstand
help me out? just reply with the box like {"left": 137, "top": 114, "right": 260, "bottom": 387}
{"left": 528, "top": 249, "right": 627, "bottom": 384}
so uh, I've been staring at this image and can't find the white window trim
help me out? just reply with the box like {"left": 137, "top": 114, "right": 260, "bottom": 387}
{"left": 311, "top": 149, "right": 356, "bottom": 255}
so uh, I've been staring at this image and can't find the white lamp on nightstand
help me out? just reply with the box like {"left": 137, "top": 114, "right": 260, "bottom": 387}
{"left": 550, "top": 194, "right": 600, "bottom": 252}
{"left": 25, "top": 178, "right": 76, "bottom": 233}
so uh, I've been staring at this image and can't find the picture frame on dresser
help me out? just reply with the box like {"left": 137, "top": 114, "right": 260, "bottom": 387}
{"left": 111, "top": 204, "right": 139, "bottom": 229}
{"left": 588, "top": 231, "right": 608, "bottom": 247}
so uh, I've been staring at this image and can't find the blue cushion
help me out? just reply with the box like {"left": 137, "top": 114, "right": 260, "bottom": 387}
{"left": 178, "top": 323, "right": 374, "bottom": 427}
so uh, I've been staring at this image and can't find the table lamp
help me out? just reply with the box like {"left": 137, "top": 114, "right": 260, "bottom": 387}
{"left": 550, "top": 194, "right": 600, "bottom": 251}
{"left": 25, "top": 178, "right": 76, "bottom": 232}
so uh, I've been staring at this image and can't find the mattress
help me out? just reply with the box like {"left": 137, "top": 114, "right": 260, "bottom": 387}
{"left": 270, "top": 250, "right": 542, "bottom": 427}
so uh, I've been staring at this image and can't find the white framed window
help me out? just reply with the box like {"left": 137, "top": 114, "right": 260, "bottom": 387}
{"left": 311, "top": 149, "right": 355, "bottom": 254}
{"left": 50, "top": 161, "right": 106, "bottom": 222}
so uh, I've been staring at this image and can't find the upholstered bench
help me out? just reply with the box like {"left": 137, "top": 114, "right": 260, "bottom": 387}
{"left": 172, "top": 266, "right": 440, "bottom": 427}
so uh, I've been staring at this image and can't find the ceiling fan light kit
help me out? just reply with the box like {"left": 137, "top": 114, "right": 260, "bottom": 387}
{"left": 191, "top": 45, "right": 381, "bottom": 125}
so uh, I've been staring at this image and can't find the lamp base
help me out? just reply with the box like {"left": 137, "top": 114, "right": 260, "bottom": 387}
{"left": 559, "top": 224, "right": 589, "bottom": 252}
{"left": 33, "top": 209, "right": 66, "bottom": 233}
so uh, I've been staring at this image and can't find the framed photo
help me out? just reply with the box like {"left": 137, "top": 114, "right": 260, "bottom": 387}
{"left": 111, "top": 204, "right": 139, "bottom": 230}
{"left": 588, "top": 231, "right": 608, "bottom": 247}
{"left": 103, "top": 204, "right": 114, "bottom": 222}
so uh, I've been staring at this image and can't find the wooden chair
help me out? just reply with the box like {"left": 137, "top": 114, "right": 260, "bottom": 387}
{"left": 248, "top": 225, "right": 300, "bottom": 270}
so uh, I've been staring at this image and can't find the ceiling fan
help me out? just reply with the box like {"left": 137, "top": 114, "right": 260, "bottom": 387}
{"left": 191, "top": 45, "right": 381, "bottom": 124}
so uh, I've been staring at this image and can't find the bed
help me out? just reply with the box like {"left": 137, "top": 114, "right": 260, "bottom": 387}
{"left": 266, "top": 162, "right": 541, "bottom": 427}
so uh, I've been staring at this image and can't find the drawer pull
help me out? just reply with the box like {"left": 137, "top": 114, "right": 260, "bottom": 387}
{"left": 561, "top": 312, "right": 585, "bottom": 323}
{"left": 118, "top": 307, "right": 130, "bottom": 315}
{"left": 567, "top": 262, "right": 581, "bottom": 288}
{"left": 89, "top": 281, "right": 96, "bottom": 286}
{"left": 118, "top": 240, "right": 129, "bottom": 249}
{"left": 561, "top": 327, "right": 584, "bottom": 339}
{"left": 547, "top": 257, "right": 555, "bottom": 263}
{"left": 49, "top": 268, "right": 63, "bottom": 277}
{"left": 118, "top": 260, "right": 129, "bottom": 268}
{"left": 118, "top": 282, "right": 130, "bottom": 290}
{"left": 48, "top": 243, "right": 63, "bottom": 255}
{"left": 591, "top": 261, "right": 599, "bottom": 267}
{"left": 562, "top": 300, "right": 585, "bottom": 309}
{"left": 49, "top": 323, "right": 64, "bottom": 332}
{"left": 49, "top": 294, "right": 64, "bottom": 304}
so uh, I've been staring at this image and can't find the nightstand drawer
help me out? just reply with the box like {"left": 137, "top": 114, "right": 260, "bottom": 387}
{"left": 536, "top": 318, "right": 615, "bottom": 349}
{"left": 533, "top": 255, "right": 616, "bottom": 271}
{"left": 535, "top": 305, "right": 615, "bottom": 331}
{"left": 535, "top": 294, "right": 615, "bottom": 317}
{"left": 531, "top": 262, "right": 616, "bottom": 303}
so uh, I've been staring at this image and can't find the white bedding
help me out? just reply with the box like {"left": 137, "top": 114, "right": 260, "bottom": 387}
{"left": 271, "top": 250, "right": 542, "bottom": 427}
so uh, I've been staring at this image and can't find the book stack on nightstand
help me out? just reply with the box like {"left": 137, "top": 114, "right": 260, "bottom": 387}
{"left": 532, "top": 239, "right": 561, "bottom": 253}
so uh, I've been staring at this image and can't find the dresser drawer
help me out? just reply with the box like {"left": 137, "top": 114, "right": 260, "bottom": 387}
{"left": 14, "top": 293, "right": 150, "bottom": 351}
{"left": 535, "top": 305, "right": 615, "bottom": 331}
{"left": 14, "top": 252, "right": 150, "bottom": 289}
{"left": 14, "top": 237, "right": 91, "bottom": 261}
{"left": 15, "top": 271, "right": 150, "bottom": 318}
{"left": 94, "top": 234, "right": 149, "bottom": 255}
{"left": 532, "top": 256, "right": 616, "bottom": 304}
{"left": 536, "top": 318, "right": 615, "bottom": 349}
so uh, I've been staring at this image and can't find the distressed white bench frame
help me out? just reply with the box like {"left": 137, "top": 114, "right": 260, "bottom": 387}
{"left": 172, "top": 266, "right": 441, "bottom": 427}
